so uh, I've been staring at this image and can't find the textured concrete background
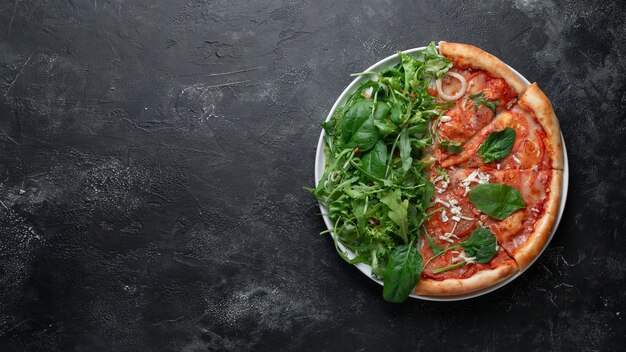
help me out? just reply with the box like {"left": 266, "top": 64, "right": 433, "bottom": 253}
{"left": 0, "top": 0, "right": 624, "bottom": 350}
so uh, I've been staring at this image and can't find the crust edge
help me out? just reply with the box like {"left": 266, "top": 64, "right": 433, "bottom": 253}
{"left": 439, "top": 41, "right": 527, "bottom": 95}
{"left": 517, "top": 83, "right": 563, "bottom": 170}
{"left": 414, "top": 260, "right": 518, "bottom": 296}
{"left": 513, "top": 169, "right": 563, "bottom": 269}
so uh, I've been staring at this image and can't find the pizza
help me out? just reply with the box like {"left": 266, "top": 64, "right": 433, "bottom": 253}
{"left": 312, "top": 41, "right": 564, "bottom": 300}
{"left": 415, "top": 42, "right": 563, "bottom": 295}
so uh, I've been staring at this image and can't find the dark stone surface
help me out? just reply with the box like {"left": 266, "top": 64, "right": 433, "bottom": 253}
{"left": 0, "top": 0, "right": 624, "bottom": 350}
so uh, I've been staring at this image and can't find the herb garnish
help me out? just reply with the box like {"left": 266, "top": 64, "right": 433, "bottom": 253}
{"left": 470, "top": 92, "right": 499, "bottom": 113}
{"left": 469, "top": 183, "right": 526, "bottom": 220}
{"left": 309, "top": 42, "right": 452, "bottom": 302}
{"left": 439, "top": 140, "right": 462, "bottom": 154}
{"left": 477, "top": 127, "right": 516, "bottom": 163}
{"left": 426, "top": 227, "right": 498, "bottom": 274}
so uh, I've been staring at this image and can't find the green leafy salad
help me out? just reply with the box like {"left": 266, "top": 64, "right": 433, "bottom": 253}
{"left": 309, "top": 42, "right": 514, "bottom": 303}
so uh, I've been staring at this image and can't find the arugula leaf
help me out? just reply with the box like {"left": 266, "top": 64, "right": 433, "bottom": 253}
{"left": 359, "top": 140, "right": 388, "bottom": 179}
{"left": 400, "top": 52, "right": 421, "bottom": 93}
{"left": 438, "top": 140, "right": 462, "bottom": 154}
{"left": 462, "top": 227, "right": 497, "bottom": 263}
{"left": 469, "top": 183, "right": 526, "bottom": 220}
{"left": 435, "top": 167, "right": 450, "bottom": 183}
{"left": 421, "top": 42, "right": 453, "bottom": 79}
{"left": 382, "top": 242, "right": 423, "bottom": 303}
{"left": 310, "top": 42, "right": 454, "bottom": 301}
{"left": 341, "top": 100, "right": 390, "bottom": 151}
{"left": 478, "top": 127, "right": 516, "bottom": 163}
{"left": 423, "top": 228, "right": 444, "bottom": 256}
{"left": 379, "top": 190, "right": 409, "bottom": 244}
{"left": 470, "top": 92, "right": 499, "bottom": 113}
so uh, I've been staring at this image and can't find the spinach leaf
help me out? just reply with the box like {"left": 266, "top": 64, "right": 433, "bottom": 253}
{"left": 478, "top": 127, "right": 516, "bottom": 163}
{"left": 359, "top": 140, "right": 388, "bottom": 179}
{"left": 398, "top": 128, "right": 413, "bottom": 177}
{"left": 379, "top": 190, "right": 409, "bottom": 244}
{"left": 383, "top": 243, "right": 423, "bottom": 303}
{"left": 438, "top": 140, "right": 462, "bottom": 154}
{"left": 469, "top": 183, "right": 526, "bottom": 220}
{"left": 461, "top": 227, "right": 497, "bottom": 263}
{"left": 341, "top": 100, "right": 390, "bottom": 151}
{"left": 470, "top": 92, "right": 499, "bottom": 113}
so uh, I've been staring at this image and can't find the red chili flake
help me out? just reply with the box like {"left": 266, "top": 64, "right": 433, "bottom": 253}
{"left": 354, "top": 146, "right": 360, "bottom": 155}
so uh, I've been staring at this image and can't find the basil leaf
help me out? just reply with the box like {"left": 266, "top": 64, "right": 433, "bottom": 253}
{"left": 379, "top": 190, "right": 409, "bottom": 244}
{"left": 438, "top": 140, "right": 462, "bottom": 154}
{"left": 470, "top": 92, "right": 499, "bottom": 113}
{"left": 469, "top": 183, "right": 526, "bottom": 220}
{"left": 359, "top": 140, "right": 388, "bottom": 179}
{"left": 383, "top": 243, "right": 423, "bottom": 303}
{"left": 478, "top": 127, "right": 516, "bottom": 163}
{"left": 462, "top": 227, "right": 497, "bottom": 263}
{"left": 341, "top": 100, "right": 390, "bottom": 151}
{"left": 398, "top": 128, "right": 413, "bottom": 177}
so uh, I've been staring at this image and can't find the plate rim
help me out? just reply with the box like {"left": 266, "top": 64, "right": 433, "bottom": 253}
{"left": 314, "top": 46, "right": 569, "bottom": 301}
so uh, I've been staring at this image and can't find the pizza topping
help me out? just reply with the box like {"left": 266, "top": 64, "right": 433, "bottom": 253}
{"left": 439, "top": 140, "right": 462, "bottom": 154}
{"left": 477, "top": 127, "right": 516, "bottom": 163}
{"left": 469, "top": 183, "right": 526, "bottom": 220}
{"left": 435, "top": 197, "right": 450, "bottom": 208}
{"left": 452, "top": 251, "right": 477, "bottom": 265}
{"left": 436, "top": 71, "right": 468, "bottom": 101}
{"left": 438, "top": 222, "right": 459, "bottom": 243}
{"left": 440, "top": 209, "right": 449, "bottom": 222}
{"left": 512, "top": 154, "right": 522, "bottom": 164}
{"left": 439, "top": 115, "right": 452, "bottom": 123}
{"left": 429, "top": 227, "right": 498, "bottom": 274}
{"left": 460, "top": 169, "right": 491, "bottom": 197}
{"left": 470, "top": 92, "right": 499, "bottom": 113}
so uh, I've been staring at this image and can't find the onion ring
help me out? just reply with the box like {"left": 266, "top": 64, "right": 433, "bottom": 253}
{"left": 436, "top": 71, "right": 468, "bottom": 101}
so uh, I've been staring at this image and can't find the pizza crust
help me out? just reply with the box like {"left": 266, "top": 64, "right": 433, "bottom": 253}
{"left": 414, "top": 260, "right": 518, "bottom": 296}
{"left": 518, "top": 83, "right": 564, "bottom": 169}
{"left": 512, "top": 170, "right": 563, "bottom": 269}
{"left": 439, "top": 41, "right": 526, "bottom": 95}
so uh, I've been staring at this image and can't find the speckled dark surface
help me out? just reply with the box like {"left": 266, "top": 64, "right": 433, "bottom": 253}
{"left": 0, "top": 0, "right": 625, "bottom": 350}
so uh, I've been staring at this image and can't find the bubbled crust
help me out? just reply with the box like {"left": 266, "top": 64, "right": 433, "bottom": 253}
{"left": 439, "top": 41, "right": 526, "bottom": 95}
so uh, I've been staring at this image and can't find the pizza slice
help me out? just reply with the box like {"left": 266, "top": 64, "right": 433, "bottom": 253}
{"left": 439, "top": 84, "right": 563, "bottom": 170}
{"left": 425, "top": 166, "right": 561, "bottom": 270}
{"left": 415, "top": 168, "right": 519, "bottom": 295}
{"left": 479, "top": 168, "right": 562, "bottom": 269}
{"left": 431, "top": 42, "right": 526, "bottom": 163}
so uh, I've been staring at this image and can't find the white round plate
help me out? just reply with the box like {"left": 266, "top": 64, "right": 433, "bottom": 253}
{"left": 314, "top": 46, "right": 569, "bottom": 301}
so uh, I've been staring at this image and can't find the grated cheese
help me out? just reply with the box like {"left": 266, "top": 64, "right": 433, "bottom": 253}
{"left": 440, "top": 115, "right": 452, "bottom": 123}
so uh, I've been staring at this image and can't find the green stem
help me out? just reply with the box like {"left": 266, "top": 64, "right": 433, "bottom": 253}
{"left": 432, "top": 261, "right": 467, "bottom": 274}
{"left": 423, "top": 243, "right": 462, "bottom": 268}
